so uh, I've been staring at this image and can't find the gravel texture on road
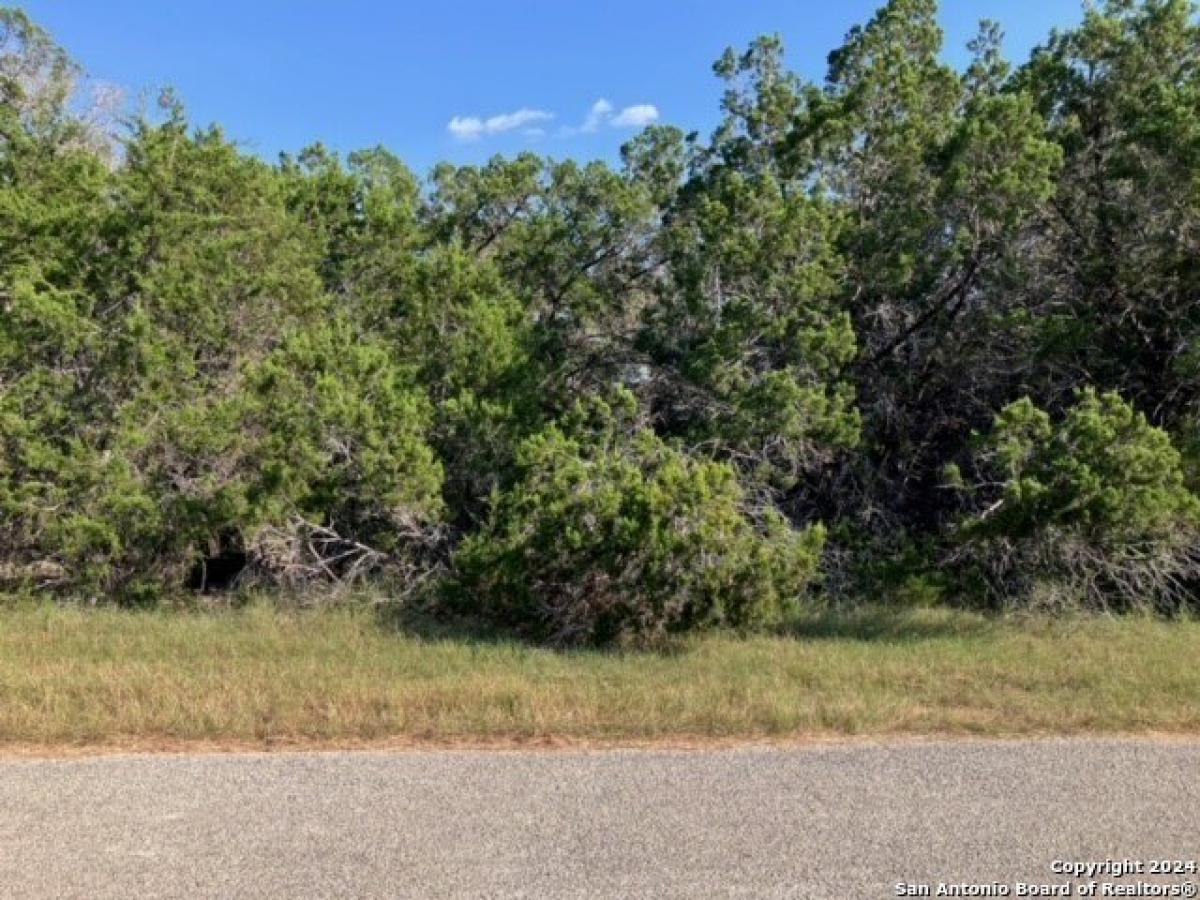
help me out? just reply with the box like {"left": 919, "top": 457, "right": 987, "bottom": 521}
{"left": 1, "top": 739, "right": 1198, "bottom": 898}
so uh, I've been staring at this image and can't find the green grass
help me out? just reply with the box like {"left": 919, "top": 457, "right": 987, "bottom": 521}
{"left": 2, "top": 599, "right": 1199, "bottom": 751}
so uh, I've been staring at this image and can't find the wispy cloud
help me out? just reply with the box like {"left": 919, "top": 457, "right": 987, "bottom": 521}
{"left": 611, "top": 104, "right": 659, "bottom": 128}
{"left": 581, "top": 99, "right": 614, "bottom": 133}
{"left": 450, "top": 100, "right": 659, "bottom": 143}
{"left": 562, "top": 99, "right": 660, "bottom": 136}
{"left": 448, "top": 107, "right": 554, "bottom": 141}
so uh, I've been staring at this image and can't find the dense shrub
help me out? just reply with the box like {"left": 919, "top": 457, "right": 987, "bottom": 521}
{"left": 236, "top": 320, "right": 445, "bottom": 586}
{"left": 7, "top": 2, "right": 1200, "bottom": 627}
{"left": 453, "top": 396, "right": 825, "bottom": 645}
{"left": 949, "top": 390, "right": 1200, "bottom": 610}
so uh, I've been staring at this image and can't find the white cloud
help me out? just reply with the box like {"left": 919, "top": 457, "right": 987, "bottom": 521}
{"left": 447, "top": 116, "right": 485, "bottom": 141}
{"left": 561, "top": 99, "right": 659, "bottom": 137}
{"left": 582, "top": 98, "right": 613, "bottom": 133}
{"left": 448, "top": 107, "right": 554, "bottom": 141}
{"left": 611, "top": 104, "right": 659, "bottom": 128}
{"left": 451, "top": 100, "right": 658, "bottom": 142}
{"left": 485, "top": 108, "right": 553, "bottom": 133}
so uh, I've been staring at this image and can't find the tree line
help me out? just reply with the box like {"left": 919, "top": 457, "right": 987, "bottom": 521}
{"left": 3, "top": 1, "right": 1200, "bottom": 644}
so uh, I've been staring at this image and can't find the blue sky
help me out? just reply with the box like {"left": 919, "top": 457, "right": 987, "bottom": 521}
{"left": 23, "top": 1, "right": 1086, "bottom": 175}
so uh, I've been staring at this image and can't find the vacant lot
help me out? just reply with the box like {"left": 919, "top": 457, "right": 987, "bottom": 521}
{"left": 2, "top": 601, "right": 1198, "bottom": 752}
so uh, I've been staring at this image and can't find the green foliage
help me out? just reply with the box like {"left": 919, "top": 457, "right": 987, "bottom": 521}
{"left": 0, "top": 8, "right": 77, "bottom": 139}
{"left": 0, "top": 66, "right": 439, "bottom": 596}
{"left": 240, "top": 320, "right": 443, "bottom": 543}
{"left": 953, "top": 390, "right": 1200, "bottom": 609}
{"left": 453, "top": 394, "right": 825, "bottom": 646}
{"left": 385, "top": 246, "right": 537, "bottom": 524}
{"left": 797, "top": 0, "right": 1063, "bottom": 535}
{"left": 1015, "top": 0, "right": 1200, "bottom": 427}
{"left": 643, "top": 41, "right": 863, "bottom": 493}
{"left": 644, "top": 164, "right": 861, "bottom": 489}
{"left": 965, "top": 391, "right": 1198, "bottom": 540}
{"left": 5, "top": 2, "right": 1200, "bottom": 627}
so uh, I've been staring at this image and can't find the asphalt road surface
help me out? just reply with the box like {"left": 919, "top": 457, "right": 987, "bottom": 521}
{"left": 2, "top": 739, "right": 1198, "bottom": 898}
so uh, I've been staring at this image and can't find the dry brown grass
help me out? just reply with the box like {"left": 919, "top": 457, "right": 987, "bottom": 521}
{"left": 2, "top": 599, "right": 1198, "bottom": 752}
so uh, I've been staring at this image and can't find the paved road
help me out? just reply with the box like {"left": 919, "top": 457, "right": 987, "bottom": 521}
{"left": 2, "top": 739, "right": 1198, "bottom": 898}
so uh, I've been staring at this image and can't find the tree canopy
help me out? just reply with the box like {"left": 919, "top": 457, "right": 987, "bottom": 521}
{"left": 4, "top": 2, "right": 1200, "bottom": 643}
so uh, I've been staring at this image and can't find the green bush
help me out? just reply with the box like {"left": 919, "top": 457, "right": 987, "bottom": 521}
{"left": 950, "top": 389, "right": 1200, "bottom": 610}
{"left": 9, "top": 4, "right": 1200, "bottom": 624}
{"left": 236, "top": 319, "right": 445, "bottom": 586}
{"left": 452, "top": 395, "right": 825, "bottom": 646}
